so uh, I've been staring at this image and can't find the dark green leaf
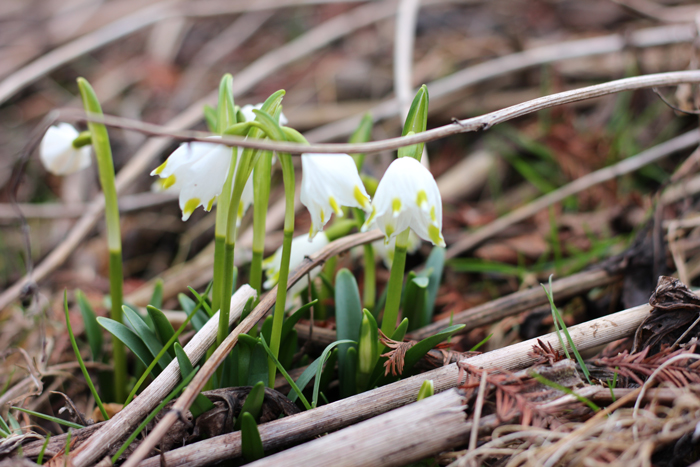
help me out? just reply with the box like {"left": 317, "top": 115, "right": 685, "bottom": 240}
{"left": 149, "top": 279, "right": 164, "bottom": 309}
{"left": 422, "top": 246, "right": 445, "bottom": 322}
{"left": 402, "top": 275, "right": 429, "bottom": 332}
{"left": 334, "top": 269, "right": 362, "bottom": 398}
{"left": 123, "top": 306, "right": 172, "bottom": 371}
{"left": 75, "top": 290, "right": 103, "bottom": 361}
{"left": 97, "top": 317, "right": 159, "bottom": 375}
{"left": 173, "top": 343, "right": 214, "bottom": 417}
{"left": 146, "top": 305, "right": 176, "bottom": 356}
{"left": 241, "top": 413, "right": 264, "bottom": 462}
{"left": 234, "top": 381, "right": 265, "bottom": 430}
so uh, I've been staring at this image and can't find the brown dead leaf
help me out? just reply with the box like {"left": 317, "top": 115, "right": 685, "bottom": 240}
{"left": 633, "top": 276, "right": 700, "bottom": 353}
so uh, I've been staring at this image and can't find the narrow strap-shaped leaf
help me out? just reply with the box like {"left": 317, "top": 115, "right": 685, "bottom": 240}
{"left": 241, "top": 412, "right": 264, "bottom": 462}
{"left": 335, "top": 269, "right": 362, "bottom": 398}
{"left": 146, "top": 305, "right": 176, "bottom": 356}
{"left": 75, "top": 290, "right": 103, "bottom": 361}
{"left": 97, "top": 317, "right": 158, "bottom": 375}
{"left": 233, "top": 381, "right": 265, "bottom": 430}
{"left": 122, "top": 305, "right": 172, "bottom": 371}
{"left": 174, "top": 343, "right": 214, "bottom": 417}
{"left": 149, "top": 279, "right": 164, "bottom": 309}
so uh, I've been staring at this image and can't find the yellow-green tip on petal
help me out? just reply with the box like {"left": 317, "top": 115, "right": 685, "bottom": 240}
{"left": 152, "top": 160, "right": 167, "bottom": 175}
{"left": 162, "top": 174, "right": 177, "bottom": 189}
{"left": 416, "top": 190, "right": 428, "bottom": 209}
{"left": 428, "top": 224, "right": 445, "bottom": 247}
{"left": 183, "top": 197, "right": 201, "bottom": 220}
{"left": 354, "top": 185, "right": 370, "bottom": 208}
{"left": 206, "top": 197, "right": 216, "bottom": 211}
{"left": 329, "top": 196, "right": 343, "bottom": 216}
{"left": 392, "top": 198, "right": 402, "bottom": 217}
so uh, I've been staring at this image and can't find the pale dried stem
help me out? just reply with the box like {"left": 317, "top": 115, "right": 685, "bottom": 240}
{"left": 409, "top": 267, "right": 622, "bottom": 340}
{"left": 469, "top": 369, "right": 489, "bottom": 452}
{"left": 0, "top": 193, "right": 177, "bottom": 220}
{"left": 249, "top": 390, "right": 469, "bottom": 467}
{"left": 50, "top": 71, "right": 700, "bottom": 156}
{"left": 137, "top": 301, "right": 652, "bottom": 467}
{"left": 69, "top": 287, "right": 256, "bottom": 467}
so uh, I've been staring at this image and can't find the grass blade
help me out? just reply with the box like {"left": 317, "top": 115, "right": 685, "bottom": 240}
{"left": 13, "top": 407, "right": 84, "bottom": 430}
{"left": 64, "top": 291, "right": 108, "bottom": 421}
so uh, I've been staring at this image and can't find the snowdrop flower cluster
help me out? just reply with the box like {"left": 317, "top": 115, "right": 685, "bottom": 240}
{"left": 40, "top": 123, "right": 92, "bottom": 175}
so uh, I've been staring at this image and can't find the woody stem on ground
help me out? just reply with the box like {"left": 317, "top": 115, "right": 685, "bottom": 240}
{"left": 76, "top": 77, "right": 126, "bottom": 403}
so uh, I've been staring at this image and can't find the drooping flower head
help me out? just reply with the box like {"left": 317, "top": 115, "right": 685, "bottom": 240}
{"left": 263, "top": 232, "right": 329, "bottom": 298}
{"left": 40, "top": 123, "right": 92, "bottom": 175}
{"left": 151, "top": 138, "right": 232, "bottom": 221}
{"left": 363, "top": 156, "right": 445, "bottom": 247}
{"left": 300, "top": 153, "right": 371, "bottom": 240}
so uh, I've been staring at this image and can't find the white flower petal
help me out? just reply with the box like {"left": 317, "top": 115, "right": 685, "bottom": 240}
{"left": 364, "top": 157, "right": 445, "bottom": 246}
{"left": 151, "top": 137, "right": 234, "bottom": 221}
{"left": 40, "top": 123, "right": 92, "bottom": 175}
{"left": 300, "top": 153, "right": 370, "bottom": 239}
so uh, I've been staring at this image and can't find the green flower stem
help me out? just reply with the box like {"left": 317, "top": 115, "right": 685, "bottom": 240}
{"left": 380, "top": 228, "right": 410, "bottom": 337}
{"left": 211, "top": 74, "right": 237, "bottom": 318}
{"left": 362, "top": 244, "right": 376, "bottom": 310}
{"left": 77, "top": 77, "right": 126, "bottom": 403}
{"left": 250, "top": 151, "right": 273, "bottom": 298}
{"left": 353, "top": 208, "right": 376, "bottom": 310}
{"left": 71, "top": 131, "right": 92, "bottom": 148}
{"left": 268, "top": 152, "right": 295, "bottom": 387}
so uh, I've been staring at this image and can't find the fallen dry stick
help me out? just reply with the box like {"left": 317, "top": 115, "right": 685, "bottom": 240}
{"left": 251, "top": 389, "right": 470, "bottom": 467}
{"left": 410, "top": 266, "right": 623, "bottom": 340}
{"left": 136, "top": 301, "right": 652, "bottom": 467}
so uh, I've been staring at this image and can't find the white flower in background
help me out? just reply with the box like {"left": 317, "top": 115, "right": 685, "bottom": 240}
{"left": 263, "top": 232, "right": 329, "bottom": 299}
{"left": 151, "top": 137, "right": 253, "bottom": 223}
{"left": 372, "top": 230, "right": 421, "bottom": 268}
{"left": 363, "top": 157, "right": 445, "bottom": 247}
{"left": 39, "top": 123, "right": 92, "bottom": 175}
{"left": 240, "top": 103, "right": 288, "bottom": 126}
{"left": 300, "top": 153, "right": 370, "bottom": 239}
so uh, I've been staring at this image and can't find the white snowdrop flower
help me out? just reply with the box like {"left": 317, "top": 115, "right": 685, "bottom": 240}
{"left": 300, "top": 153, "right": 370, "bottom": 239}
{"left": 263, "top": 232, "right": 329, "bottom": 298}
{"left": 240, "top": 103, "right": 288, "bottom": 126}
{"left": 39, "top": 123, "right": 92, "bottom": 175}
{"left": 151, "top": 137, "right": 252, "bottom": 223}
{"left": 363, "top": 157, "right": 445, "bottom": 247}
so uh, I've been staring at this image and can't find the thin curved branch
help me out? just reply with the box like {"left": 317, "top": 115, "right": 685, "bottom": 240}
{"left": 56, "top": 70, "right": 700, "bottom": 155}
